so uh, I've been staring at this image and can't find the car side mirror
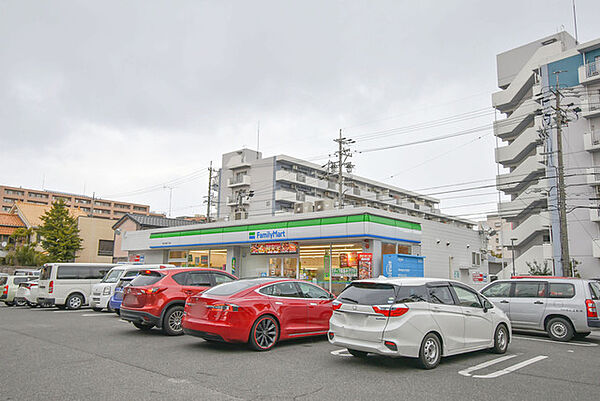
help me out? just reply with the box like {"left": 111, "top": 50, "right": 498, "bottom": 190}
{"left": 483, "top": 300, "right": 493, "bottom": 312}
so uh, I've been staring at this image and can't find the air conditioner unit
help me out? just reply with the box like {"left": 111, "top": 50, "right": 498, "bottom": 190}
{"left": 314, "top": 199, "right": 334, "bottom": 212}
{"left": 294, "top": 202, "right": 314, "bottom": 214}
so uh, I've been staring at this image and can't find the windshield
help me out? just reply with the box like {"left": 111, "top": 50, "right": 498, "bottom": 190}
{"left": 129, "top": 272, "right": 163, "bottom": 287}
{"left": 203, "top": 279, "right": 263, "bottom": 296}
{"left": 123, "top": 270, "right": 141, "bottom": 278}
{"left": 40, "top": 265, "right": 52, "bottom": 280}
{"left": 101, "top": 269, "right": 124, "bottom": 283}
{"left": 337, "top": 282, "right": 397, "bottom": 305}
{"left": 0, "top": 276, "right": 7, "bottom": 286}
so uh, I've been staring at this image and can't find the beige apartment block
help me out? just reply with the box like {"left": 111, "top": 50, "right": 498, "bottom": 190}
{"left": 76, "top": 216, "right": 116, "bottom": 263}
{"left": 0, "top": 184, "right": 158, "bottom": 220}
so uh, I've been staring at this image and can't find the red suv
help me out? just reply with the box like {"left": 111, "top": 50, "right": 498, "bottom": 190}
{"left": 121, "top": 268, "right": 237, "bottom": 335}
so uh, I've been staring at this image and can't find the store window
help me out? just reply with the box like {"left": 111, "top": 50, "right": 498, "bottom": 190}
{"left": 187, "top": 249, "right": 227, "bottom": 269}
{"left": 382, "top": 242, "right": 396, "bottom": 255}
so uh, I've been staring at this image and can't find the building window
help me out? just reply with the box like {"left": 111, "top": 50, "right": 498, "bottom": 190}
{"left": 98, "top": 240, "right": 114, "bottom": 256}
{"left": 471, "top": 252, "right": 481, "bottom": 266}
{"left": 75, "top": 198, "right": 91, "bottom": 204}
{"left": 95, "top": 201, "right": 111, "bottom": 207}
{"left": 5, "top": 189, "right": 25, "bottom": 196}
{"left": 133, "top": 206, "right": 147, "bottom": 212}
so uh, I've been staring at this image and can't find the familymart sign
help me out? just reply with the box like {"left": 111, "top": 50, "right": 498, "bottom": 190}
{"left": 249, "top": 229, "right": 287, "bottom": 240}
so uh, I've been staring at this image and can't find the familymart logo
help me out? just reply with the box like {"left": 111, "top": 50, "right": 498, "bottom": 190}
{"left": 249, "top": 229, "right": 286, "bottom": 240}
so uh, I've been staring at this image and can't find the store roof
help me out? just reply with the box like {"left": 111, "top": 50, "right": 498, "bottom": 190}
{"left": 112, "top": 213, "right": 198, "bottom": 230}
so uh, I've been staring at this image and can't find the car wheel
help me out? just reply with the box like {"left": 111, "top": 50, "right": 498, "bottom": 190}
{"left": 106, "top": 303, "right": 114, "bottom": 313}
{"left": 66, "top": 294, "right": 84, "bottom": 310}
{"left": 491, "top": 324, "right": 509, "bottom": 354}
{"left": 162, "top": 306, "right": 185, "bottom": 336}
{"left": 133, "top": 322, "right": 153, "bottom": 331}
{"left": 347, "top": 349, "right": 368, "bottom": 358}
{"left": 249, "top": 315, "right": 280, "bottom": 351}
{"left": 546, "top": 317, "right": 574, "bottom": 342}
{"left": 92, "top": 307, "right": 103, "bottom": 312}
{"left": 418, "top": 333, "right": 442, "bottom": 369}
{"left": 574, "top": 332, "right": 591, "bottom": 339}
{"left": 14, "top": 299, "right": 26, "bottom": 307}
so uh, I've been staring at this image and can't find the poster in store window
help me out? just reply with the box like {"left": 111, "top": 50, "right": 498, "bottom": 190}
{"left": 358, "top": 253, "right": 373, "bottom": 279}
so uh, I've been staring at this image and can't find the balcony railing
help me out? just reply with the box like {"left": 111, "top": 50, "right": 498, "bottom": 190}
{"left": 585, "top": 60, "right": 600, "bottom": 79}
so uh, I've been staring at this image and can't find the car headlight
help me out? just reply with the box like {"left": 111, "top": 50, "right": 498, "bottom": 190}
{"left": 103, "top": 287, "right": 111, "bottom": 295}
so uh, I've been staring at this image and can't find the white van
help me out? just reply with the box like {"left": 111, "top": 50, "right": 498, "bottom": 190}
{"left": 90, "top": 264, "right": 174, "bottom": 312}
{"left": 37, "top": 263, "right": 119, "bottom": 309}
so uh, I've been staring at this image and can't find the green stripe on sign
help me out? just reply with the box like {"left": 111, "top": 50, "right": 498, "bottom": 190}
{"left": 148, "top": 213, "right": 421, "bottom": 239}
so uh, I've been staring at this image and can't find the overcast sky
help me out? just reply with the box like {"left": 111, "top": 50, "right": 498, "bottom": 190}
{"left": 2, "top": 0, "right": 600, "bottom": 220}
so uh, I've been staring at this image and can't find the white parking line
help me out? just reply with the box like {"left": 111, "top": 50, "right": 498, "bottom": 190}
{"left": 80, "top": 313, "right": 114, "bottom": 317}
{"left": 53, "top": 309, "right": 88, "bottom": 313}
{"left": 513, "top": 335, "right": 598, "bottom": 347}
{"left": 330, "top": 349, "right": 354, "bottom": 357}
{"left": 471, "top": 356, "right": 548, "bottom": 379}
{"left": 458, "top": 354, "right": 517, "bottom": 377}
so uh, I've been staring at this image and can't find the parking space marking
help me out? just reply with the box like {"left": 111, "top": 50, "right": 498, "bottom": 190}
{"left": 52, "top": 309, "right": 89, "bottom": 313}
{"left": 81, "top": 313, "right": 114, "bottom": 317}
{"left": 330, "top": 349, "right": 354, "bottom": 357}
{"left": 458, "top": 354, "right": 517, "bottom": 377}
{"left": 513, "top": 335, "right": 598, "bottom": 347}
{"left": 471, "top": 356, "right": 548, "bottom": 379}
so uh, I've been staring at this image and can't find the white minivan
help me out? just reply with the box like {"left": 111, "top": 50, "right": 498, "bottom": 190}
{"left": 90, "top": 264, "right": 175, "bottom": 312}
{"left": 37, "top": 263, "right": 119, "bottom": 309}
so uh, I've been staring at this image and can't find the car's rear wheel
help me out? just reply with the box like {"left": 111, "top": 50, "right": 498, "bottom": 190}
{"left": 4, "top": 301, "right": 14, "bottom": 307}
{"left": 347, "top": 349, "right": 368, "bottom": 358}
{"left": 491, "top": 324, "right": 509, "bottom": 354}
{"left": 249, "top": 315, "right": 279, "bottom": 351}
{"left": 66, "top": 294, "right": 84, "bottom": 310}
{"left": 14, "top": 298, "right": 26, "bottom": 307}
{"left": 133, "top": 322, "right": 153, "bottom": 331}
{"left": 418, "top": 333, "right": 441, "bottom": 369}
{"left": 162, "top": 306, "right": 185, "bottom": 336}
{"left": 546, "top": 317, "right": 574, "bottom": 342}
{"left": 92, "top": 307, "right": 103, "bottom": 312}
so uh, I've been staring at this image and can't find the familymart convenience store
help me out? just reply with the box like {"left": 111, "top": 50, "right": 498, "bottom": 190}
{"left": 121, "top": 209, "right": 424, "bottom": 294}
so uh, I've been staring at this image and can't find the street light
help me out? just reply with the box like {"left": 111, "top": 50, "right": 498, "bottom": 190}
{"left": 510, "top": 238, "right": 518, "bottom": 277}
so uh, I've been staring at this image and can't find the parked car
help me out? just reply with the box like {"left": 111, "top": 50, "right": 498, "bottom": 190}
{"left": 183, "top": 278, "right": 335, "bottom": 350}
{"left": 37, "top": 263, "right": 119, "bottom": 309}
{"left": 481, "top": 277, "right": 600, "bottom": 341}
{"left": 328, "top": 277, "right": 511, "bottom": 369}
{"left": 13, "top": 269, "right": 40, "bottom": 277}
{"left": 15, "top": 279, "right": 39, "bottom": 307}
{"left": 121, "top": 268, "right": 237, "bottom": 335}
{"left": 90, "top": 264, "right": 174, "bottom": 312}
{"left": 2, "top": 275, "right": 36, "bottom": 306}
{"left": 109, "top": 276, "right": 137, "bottom": 315}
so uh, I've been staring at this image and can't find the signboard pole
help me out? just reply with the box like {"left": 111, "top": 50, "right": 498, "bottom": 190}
{"left": 328, "top": 243, "right": 333, "bottom": 292}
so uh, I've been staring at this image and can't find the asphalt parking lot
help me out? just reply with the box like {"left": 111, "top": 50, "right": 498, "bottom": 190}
{"left": 1, "top": 305, "right": 599, "bottom": 401}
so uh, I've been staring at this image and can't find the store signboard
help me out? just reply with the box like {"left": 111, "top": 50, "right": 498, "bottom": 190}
{"left": 250, "top": 242, "right": 298, "bottom": 255}
{"left": 129, "top": 254, "right": 145, "bottom": 263}
{"left": 472, "top": 272, "right": 488, "bottom": 283}
{"left": 382, "top": 254, "right": 424, "bottom": 278}
{"left": 249, "top": 229, "right": 287, "bottom": 241}
{"left": 332, "top": 267, "right": 358, "bottom": 276}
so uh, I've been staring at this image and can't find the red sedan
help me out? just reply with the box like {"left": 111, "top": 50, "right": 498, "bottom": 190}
{"left": 182, "top": 278, "right": 335, "bottom": 350}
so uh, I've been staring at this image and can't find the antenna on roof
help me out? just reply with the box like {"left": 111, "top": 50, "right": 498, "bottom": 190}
{"left": 572, "top": 0, "right": 579, "bottom": 43}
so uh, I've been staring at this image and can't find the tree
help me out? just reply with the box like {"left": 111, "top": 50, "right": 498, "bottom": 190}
{"left": 37, "top": 199, "right": 82, "bottom": 262}
{"left": 1, "top": 227, "right": 46, "bottom": 266}
{"left": 526, "top": 260, "right": 552, "bottom": 276}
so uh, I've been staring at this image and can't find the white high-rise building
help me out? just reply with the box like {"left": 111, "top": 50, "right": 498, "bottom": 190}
{"left": 493, "top": 32, "right": 600, "bottom": 278}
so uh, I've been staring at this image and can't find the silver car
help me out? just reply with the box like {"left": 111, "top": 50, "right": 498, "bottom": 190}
{"left": 481, "top": 277, "right": 600, "bottom": 341}
{"left": 328, "top": 277, "right": 511, "bottom": 369}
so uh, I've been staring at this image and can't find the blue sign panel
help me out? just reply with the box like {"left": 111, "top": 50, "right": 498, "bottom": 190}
{"left": 382, "top": 254, "right": 425, "bottom": 278}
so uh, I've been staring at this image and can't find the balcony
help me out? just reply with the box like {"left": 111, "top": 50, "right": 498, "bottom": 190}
{"left": 496, "top": 152, "right": 545, "bottom": 194}
{"left": 275, "top": 189, "right": 297, "bottom": 203}
{"left": 227, "top": 175, "right": 251, "bottom": 188}
{"left": 226, "top": 196, "right": 249, "bottom": 206}
{"left": 494, "top": 99, "right": 539, "bottom": 139}
{"left": 584, "top": 131, "right": 600, "bottom": 152}
{"left": 586, "top": 167, "right": 600, "bottom": 186}
{"left": 578, "top": 60, "right": 600, "bottom": 85}
{"left": 495, "top": 125, "right": 541, "bottom": 166}
{"left": 515, "top": 243, "right": 553, "bottom": 265}
{"left": 582, "top": 99, "right": 600, "bottom": 119}
{"left": 498, "top": 180, "right": 548, "bottom": 219}
{"left": 590, "top": 206, "right": 600, "bottom": 222}
{"left": 509, "top": 212, "right": 550, "bottom": 247}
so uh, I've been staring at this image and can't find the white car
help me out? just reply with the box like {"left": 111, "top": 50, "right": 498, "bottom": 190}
{"left": 90, "top": 264, "right": 175, "bottom": 312}
{"left": 15, "top": 279, "right": 39, "bottom": 307}
{"left": 328, "top": 277, "right": 511, "bottom": 369}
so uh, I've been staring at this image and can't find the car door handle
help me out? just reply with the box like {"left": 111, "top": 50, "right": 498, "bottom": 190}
{"left": 431, "top": 306, "right": 442, "bottom": 312}
{"left": 534, "top": 301, "right": 544, "bottom": 305}
{"left": 309, "top": 302, "right": 317, "bottom": 306}
{"left": 464, "top": 310, "right": 472, "bottom": 315}
{"left": 500, "top": 300, "right": 509, "bottom": 304}
{"left": 275, "top": 301, "right": 283, "bottom": 305}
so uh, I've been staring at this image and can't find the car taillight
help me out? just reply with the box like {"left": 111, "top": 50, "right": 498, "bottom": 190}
{"left": 384, "top": 341, "right": 398, "bottom": 351}
{"left": 372, "top": 305, "right": 409, "bottom": 317}
{"left": 207, "top": 303, "right": 239, "bottom": 312}
{"left": 49, "top": 281, "right": 54, "bottom": 294}
{"left": 141, "top": 287, "right": 166, "bottom": 295}
{"left": 332, "top": 301, "right": 342, "bottom": 311}
{"left": 2, "top": 285, "right": 7, "bottom": 295}
{"left": 586, "top": 299, "right": 598, "bottom": 318}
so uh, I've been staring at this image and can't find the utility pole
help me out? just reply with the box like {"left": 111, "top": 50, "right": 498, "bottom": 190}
{"left": 89, "top": 192, "right": 96, "bottom": 218}
{"left": 163, "top": 185, "right": 173, "bottom": 217}
{"left": 206, "top": 161, "right": 214, "bottom": 222}
{"left": 553, "top": 71, "right": 571, "bottom": 276}
{"left": 330, "top": 129, "right": 355, "bottom": 209}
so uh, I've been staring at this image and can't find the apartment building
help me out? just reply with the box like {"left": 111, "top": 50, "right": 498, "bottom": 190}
{"left": 0, "top": 185, "right": 157, "bottom": 220}
{"left": 493, "top": 32, "right": 600, "bottom": 278}
{"left": 216, "top": 149, "right": 474, "bottom": 229}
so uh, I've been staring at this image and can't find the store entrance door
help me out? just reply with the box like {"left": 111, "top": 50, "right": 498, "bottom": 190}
{"left": 268, "top": 257, "right": 298, "bottom": 278}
